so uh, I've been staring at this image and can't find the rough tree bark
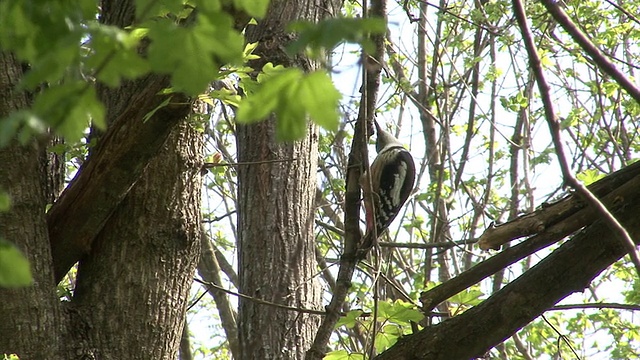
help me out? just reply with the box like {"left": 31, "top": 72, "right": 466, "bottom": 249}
{"left": 65, "top": 2, "right": 202, "bottom": 358}
{"left": 236, "top": 0, "right": 341, "bottom": 358}
{"left": 0, "top": 1, "right": 202, "bottom": 358}
{"left": 69, "top": 121, "right": 202, "bottom": 359}
{"left": 0, "top": 52, "right": 63, "bottom": 359}
{"left": 47, "top": 0, "right": 190, "bottom": 282}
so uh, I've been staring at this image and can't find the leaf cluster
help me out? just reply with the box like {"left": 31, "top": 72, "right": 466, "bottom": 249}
{"left": 0, "top": 0, "right": 269, "bottom": 144}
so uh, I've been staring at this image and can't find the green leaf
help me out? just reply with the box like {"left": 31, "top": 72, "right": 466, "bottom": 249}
{"left": 297, "top": 71, "right": 340, "bottom": 131}
{"left": 449, "top": 287, "right": 484, "bottom": 307}
{"left": 147, "top": 19, "right": 215, "bottom": 95}
{"left": 86, "top": 24, "right": 150, "bottom": 87}
{"left": 191, "top": 0, "right": 222, "bottom": 15}
{"left": 236, "top": 66, "right": 301, "bottom": 123}
{"left": 287, "top": 17, "right": 386, "bottom": 56}
{"left": 576, "top": 169, "right": 605, "bottom": 185}
{"left": 147, "top": 13, "right": 244, "bottom": 95}
{"left": 0, "top": 239, "right": 33, "bottom": 288}
{"left": 234, "top": 0, "right": 269, "bottom": 18}
{"left": 377, "top": 300, "right": 424, "bottom": 325}
{"left": 623, "top": 279, "right": 640, "bottom": 304}
{"left": 143, "top": 97, "right": 172, "bottom": 123}
{"left": 236, "top": 65, "right": 340, "bottom": 140}
{"left": 0, "top": 110, "right": 47, "bottom": 146}
{"left": 0, "top": 192, "right": 10, "bottom": 212}
{"left": 243, "top": 42, "right": 260, "bottom": 61}
{"left": 336, "top": 310, "right": 363, "bottom": 329}
{"left": 375, "top": 324, "right": 403, "bottom": 353}
{"left": 204, "top": 89, "right": 242, "bottom": 108}
{"left": 32, "top": 82, "right": 105, "bottom": 142}
{"left": 323, "top": 350, "right": 364, "bottom": 360}
{"left": 135, "top": 0, "right": 186, "bottom": 21}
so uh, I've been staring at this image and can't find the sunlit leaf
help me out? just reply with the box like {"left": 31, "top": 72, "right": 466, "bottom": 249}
{"left": 234, "top": 0, "right": 269, "bottom": 18}
{"left": 323, "top": 350, "right": 364, "bottom": 360}
{"left": 576, "top": 169, "right": 605, "bottom": 185}
{"left": 287, "top": 17, "right": 386, "bottom": 56}
{"left": 0, "top": 239, "right": 33, "bottom": 287}
{"left": 236, "top": 65, "right": 340, "bottom": 140}
{"left": 377, "top": 300, "right": 424, "bottom": 325}
{"left": 336, "top": 310, "right": 363, "bottom": 329}
{"left": 0, "top": 192, "right": 10, "bottom": 212}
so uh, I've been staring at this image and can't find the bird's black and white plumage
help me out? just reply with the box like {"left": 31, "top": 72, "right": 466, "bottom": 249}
{"left": 361, "top": 121, "right": 415, "bottom": 250}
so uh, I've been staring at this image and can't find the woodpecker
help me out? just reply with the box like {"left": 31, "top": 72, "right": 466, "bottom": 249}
{"left": 360, "top": 120, "right": 416, "bottom": 251}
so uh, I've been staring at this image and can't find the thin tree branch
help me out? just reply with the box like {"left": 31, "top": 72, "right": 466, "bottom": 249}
{"left": 540, "top": 315, "right": 580, "bottom": 359}
{"left": 197, "top": 231, "right": 240, "bottom": 358}
{"left": 511, "top": 333, "right": 533, "bottom": 360}
{"left": 203, "top": 210, "right": 236, "bottom": 224}
{"left": 379, "top": 239, "right": 477, "bottom": 249}
{"left": 203, "top": 158, "right": 298, "bottom": 168}
{"left": 514, "top": 0, "right": 640, "bottom": 277}
{"left": 179, "top": 319, "right": 194, "bottom": 360}
{"left": 212, "top": 244, "right": 239, "bottom": 288}
{"left": 549, "top": 302, "right": 640, "bottom": 312}
{"left": 194, "top": 278, "right": 327, "bottom": 316}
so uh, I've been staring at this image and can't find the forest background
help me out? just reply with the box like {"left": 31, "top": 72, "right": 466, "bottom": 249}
{"left": 1, "top": 0, "right": 640, "bottom": 359}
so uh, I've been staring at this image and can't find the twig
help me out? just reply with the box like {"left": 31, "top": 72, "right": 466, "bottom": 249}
{"left": 194, "top": 278, "right": 327, "bottom": 316}
{"left": 203, "top": 158, "right": 298, "bottom": 168}
{"left": 541, "top": 315, "right": 580, "bottom": 360}
{"left": 379, "top": 239, "right": 477, "bottom": 249}
{"left": 549, "top": 302, "right": 640, "bottom": 312}
{"left": 202, "top": 210, "right": 236, "bottom": 223}
{"left": 315, "top": 220, "right": 344, "bottom": 237}
{"left": 513, "top": 0, "right": 640, "bottom": 277}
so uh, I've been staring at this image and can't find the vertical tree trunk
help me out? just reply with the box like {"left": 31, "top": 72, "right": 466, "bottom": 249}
{"left": 0, "top": 52, "right": 63, "bottom": 359}
{"left": 56, "top": 0, "right": 203, "bottom": 356}
{"left": 236, "top": 2, "right": 340, "bottom": 357}
{"left": 238, "top": 119, "right": 320, "bottom": 359}
{"left": 70, "top": 119, "right": 203, "bottom": 359}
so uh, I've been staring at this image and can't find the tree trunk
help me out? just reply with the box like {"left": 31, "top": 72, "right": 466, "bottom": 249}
{"left": 66, "top": 0, "right": 202, "bottom": 356}
{"left": 237, "top": 117, "right": 321, "bottom": 359}
{"left": 0, "top": 52, "right": 63, "bottom": 359}
{"left": 236, "top": 2, "right": 340, "bottom": 357}
{"left": 0, "top": 1, "right": 202, "bottom": 358}
{"left": 70, "top": 120, "right": 202, "bottom": 359}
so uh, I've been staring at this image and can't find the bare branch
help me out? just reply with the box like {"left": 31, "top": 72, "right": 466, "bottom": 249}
{"left": 194, "top": 278, "right": 327, "bottom": 316}
{"left": 549, "top": 302, "right": 640, "bottom": 312}
{"left": 197, "top": 231, "right": 240, "bottom": 358}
